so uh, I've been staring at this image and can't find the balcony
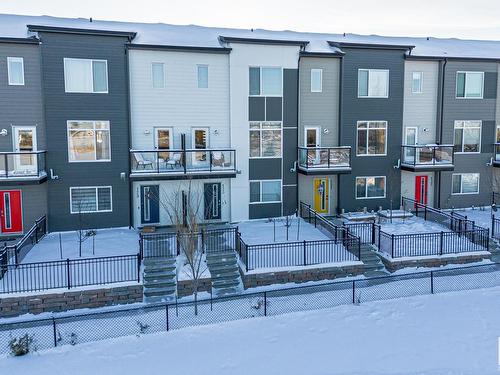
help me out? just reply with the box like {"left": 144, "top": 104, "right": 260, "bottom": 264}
{"left": 400, "top": 145, "right": 454, "bottom": 172}
{"left": 493, "top": 143, "right": 500, "bottom": 167}
{"left": 0, "top": 151, "right": 47, "bottom": 184}
{"left": 130, "top": 149, "right": 237, "bottom": 180}
{"left": 297, "top": 147, "right": 352, "bottom": 175}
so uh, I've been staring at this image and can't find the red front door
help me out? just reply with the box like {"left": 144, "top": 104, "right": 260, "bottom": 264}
{"left": 0, "top": 190, "right": 23, "bottom": 233}
{"left": 415, "top": 176, "right": 428, "bottom": 205}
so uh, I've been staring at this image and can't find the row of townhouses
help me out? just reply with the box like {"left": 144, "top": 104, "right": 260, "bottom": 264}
{"left": 0, "top": 14, "right": 499, "bottom": 235}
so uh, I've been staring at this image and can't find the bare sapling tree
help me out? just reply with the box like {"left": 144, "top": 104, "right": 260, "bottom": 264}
{"left": 148, "top": 179, "right": 207, "bottom": 315}
{"left": 73, "top": 200, "right": 92, "bottom": 257}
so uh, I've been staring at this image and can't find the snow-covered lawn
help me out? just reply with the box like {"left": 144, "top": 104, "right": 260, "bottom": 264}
{"left": 2, "top": 285, "right": 500, "bottom": 374}
{"left": 378, "top": 215, "right": 450, "bottom": 234}
{"left": 238, "top": 217, "right": 329, "bottom": 244}
{"left": 21, "top": 228, "right": 140, "bottom": 263}
{"left": 449, "top": 206, "right": 495, "bottom": 231}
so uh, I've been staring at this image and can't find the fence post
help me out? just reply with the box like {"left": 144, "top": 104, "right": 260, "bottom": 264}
{"left": 137, "top": 253, "right": 141, "bottom": 283}
{"left": 264, "top": 292, "right": 267, "bottom": 316}
{"left": 245, "top": 245, "right": 248, "bottom": 272}
{"left": 492, "top": 216, "right": 495, "bottom": 238}
{"left": 201, "top": 229, "right": 205, "bottom": 252}
{"left": 166, "top": 304, "right": 169, "bottom": 331}
{"left": 303, "top": 240, "right": 307, "bottom": 266}
{"left": 371, "top": 223, "right": 375, "bottom": 245}
{"left": 430, "top": 271, "right": 434, "bottom": 294}
{"left": 352, "top": 281, "right": 356, "bottom": 304}
{"left": 34, "top": 226, "right": 38, "bottom": 244}
{"left": 440, "top": 232, "right": 443, "bottom": 256}
{"left": 391, "top": 234, "right": 394, "bottom": 258}
{"left": 52, "top": 318, "right": 58, "bottom": 347}
{"left": 14, "top": 245, "right": 18, "bottom": 265}
{"left": 66, "top": 258, "right": 71, "bottom": 289}
{"left": 176, "top": 233, "right": 180, "bottom": 256}
{"left": 424, "top": 206, "right": 427, "bottom": 221}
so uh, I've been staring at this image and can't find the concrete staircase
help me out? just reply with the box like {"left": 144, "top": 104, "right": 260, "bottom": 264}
{"left": 142, "top": 257, "right": 177, "bottom": 303}
{"left": 359, "top": 244, "right": 390, "bottom": 278}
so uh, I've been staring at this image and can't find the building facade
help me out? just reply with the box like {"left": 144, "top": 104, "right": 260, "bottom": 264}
{"left": 0, "top": 15, "right": 499, "bottom": 235}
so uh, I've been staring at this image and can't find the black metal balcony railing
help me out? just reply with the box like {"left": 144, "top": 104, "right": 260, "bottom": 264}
{"left": 400, "top": 145, "right": 454, "bottom": 169}
{"left": 0, "top": 151, "right": 47, "bottom": 179}
{"left": 298, "top": 147, "right": 351, "bottom": 171}
{"left": 130, "top": 149, "right": 236, "bottom": 175}
{"left": 493, "top": 143, "right": 500, "bottom": 165}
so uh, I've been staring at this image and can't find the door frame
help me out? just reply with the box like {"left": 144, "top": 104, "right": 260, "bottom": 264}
{"left": 191, "top": 127, "right": 210, "bottom": 166}
{"left": 12, "top": 126, "right": 37, "bottom": 173}
{"left": 204, "top": 182, "right": 222, "bottom": 220}
{"left": 153, "top": 127, "right": 173, "bottom": 150}
{"left": 0, "top": 189, "right": 23, "bottom": 234}
{"left": 313, "top": 177, "right": 329, "bottom": 214}
{"left": 140, "top": 185, "right": 160, "bottom": 225}
{"left": 415, "top": 175, "right": 428, "bottom": 205}
{"left": 304, "top": 126, "right": 321, "bottom": 147}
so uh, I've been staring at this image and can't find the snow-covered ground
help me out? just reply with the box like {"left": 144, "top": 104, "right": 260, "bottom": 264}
{"left": 2, "top": 285, "right": 500, "bottom": 374}
{"left": 378, "top": 215, "right": 449, "bottom": 234}
{"left": 449, "top": 206, "right": 495, "bottom": 231}
{"left": 21, "top": 228, "right": 140, "bottom": 263}
{"left": 238, "top": 217, "right": 329, "bottom": 244}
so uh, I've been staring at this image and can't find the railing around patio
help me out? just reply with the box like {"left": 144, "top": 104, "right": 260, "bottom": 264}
{"left": 297, "top": 146, "right": 351, "bottom": 171}
{"left": 400, "top": 145, "right": 454, "bottom": 168}
{"left": 130, "top": 149, "right": 236, "bottom": 175}
{"left": 492, "top": 215, "right": 500, "bottom": 240}
{"left": 0, "top": 151, "right": 47, "bottom": 179}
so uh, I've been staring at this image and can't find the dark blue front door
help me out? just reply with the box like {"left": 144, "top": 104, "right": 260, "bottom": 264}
{"left": 140, "top": 185, "right": 160, "bottom": 224}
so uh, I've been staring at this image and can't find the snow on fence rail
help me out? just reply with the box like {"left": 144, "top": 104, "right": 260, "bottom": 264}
{"left": 0, "top": 254, "right": 140, "bottom": 294}
{"left": 1, "top": 262, "right": 499, "bottom": 355}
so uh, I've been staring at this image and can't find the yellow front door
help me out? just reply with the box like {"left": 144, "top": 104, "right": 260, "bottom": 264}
{"left": 313, "top": 178, "right": 329, "bottom": 214}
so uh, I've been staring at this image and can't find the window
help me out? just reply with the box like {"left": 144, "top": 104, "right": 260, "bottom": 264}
{"left": 64, "top": 58, "right": 108, "bottom": 93}
{"left": 311, "top": 69, "right": 323, "bottom": 92}
{"left": 7, "top": 57, "right": 24, "bottom": 85}
{"left": 454, "top": 120, "right": 481, "bottom": 153}
{"left": 249, "top": 121, "right": 282, "bottom": 157}
{"left": 452, "top": 173, "right": 479, "bottom": 195}
{"left": 70, "top": 186, "right": 112, "bottom": 213}
{"left": 456, "top": 72, "right": 484, "bottom": 98}
{"left": 152, "top": 63, "right": 165, "bottom": 88}
{"left": 357, "top": 121, "right": 387, "bottom": 156}
{"left": 249, "top": 67, "right": 282, "bottom": 96}
{"left": 197, "top": 65, "right": 208, "bottom": 88}
{"left": 358, "top": 69, "right": 389, "bottom": 98}
{"left": 355, "top": 176, "right": 386, "bottom": 199}
{"left": 249, "top": 180, "right": 281, "bottom": 203}
{"left": 411, "top": 72, "right": 423, "bottom": 93}
{"left": 67, "top": 121, "right": 111, "bottom": 162}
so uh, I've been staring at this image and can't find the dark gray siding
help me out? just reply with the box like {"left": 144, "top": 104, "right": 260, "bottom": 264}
{"left": 439, "top": 61, "right": 497, "bottom": 208}
{"left": 38, "top": 32, "right": 130, "bottom": 231}
{"left": 0, "top": 43, "right": 45, "bottom": 151}
{"left": 283, "top": 69, "right": 298, "bottom": 215}
{"left": 339, "top": 48, "right": 405, "bottom": 212}
{"left": 19, "top": 184, "right": 48, "bottom": 231}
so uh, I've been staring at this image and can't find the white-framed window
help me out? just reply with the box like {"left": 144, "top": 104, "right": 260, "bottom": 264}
{"left": 456, "top": 71, "right": 484, "bottom": 99}
{"left": 7, "top": 57, "right": 24, "bottom": 85}
{"left": 249, "top": 67, "right": 282, "bottom": 96}
{"left": 67, "top": 121, "right": 111, "bottom": 162}
{"left": 454, "top": 120, "right": 481, "bottom": 153}
{"left": 64, "top": 58, "right": 108, "bottom": 93}
{"left": 152, "top": 62, "right": 165, "bottom": 88}
{"left": 197, "top": 65, "right": 208, "bottom": 88}
{"left": 249, "top": 121, "right": 282, "bottom": 158}
{"left": 358, "top": 69, "right": 389, "bottom": 98}
{"left": 411, "top": 72, "right": 423, "bottom": 93}
{"left": 356, "top": 121, "right": 387, "bottom": 156}
{"left": 452, "top": 173, "right": 479, "bottom": 195}
{"left": 311, "top": 68, "right": 323, "bottom": 92}
{"left": 70, "top": 186, "right": 112, "bottom": 213}
{"left": 355, "top": 176, "right": 386, "bottom": 199}
{"left": 249, "top": 180, "right": 282, "bottom": 203}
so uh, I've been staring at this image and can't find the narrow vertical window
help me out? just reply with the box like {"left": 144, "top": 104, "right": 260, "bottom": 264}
{"left": 311, "top": 69, "right": 323, "bottom": 92}
{"left": 249, "top": 67, "right": 260, "bottom": 95}
{"left": 7, "top": 57, "right": 24, "bottom": 86}
{"left": 197, "top": 65, "right": 208, "bottom": 88}
{"left": 411, "top": 72, "right": 423, "bottom": 93}
{"left": 152, "top": 63, "right": 165, "bottom": 88}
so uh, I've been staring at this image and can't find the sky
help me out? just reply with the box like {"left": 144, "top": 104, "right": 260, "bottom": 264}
{"left": 1, "top": 0, "right": 500, "bottom": 41}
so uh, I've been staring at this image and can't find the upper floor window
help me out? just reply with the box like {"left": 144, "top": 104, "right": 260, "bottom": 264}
{"left": 70, "top": 186, "right": 112, "bottom": 213}
{"left": 7, "top": 57, "right": 24, "bottom": 85}
{"left": 64, "top": 58, "right": 108, "bottom": 93}
{"left": 197, "top": 65, "right": 209, "bottom": 88}
{"left": 357, "top": 121, "right": 387, "bottom": 156}
{"left": 249, "top": 67, "right": 282, "bottom": 96}
{"left": 249, "top": 121, "right": 282, "bottom": 158}
{"left": 67, "top": 121, "right": 111, "bottom": 162}
{"left": 454, "top": 120, "right": 481, "bottom": 153}
{"left": 152, "top": 63, "right": 165, "bottom": 88}
{"left": 456, "top": 71, "right": 483, "bottom": 99}
{"left": 358, "top": 69, "right": 389, "bottom": 98}
{"left": 411, "top": 72, "right": 423, "bottom": 93}
{"left": 311, "top": 69, "right": 323, "bottom": 92}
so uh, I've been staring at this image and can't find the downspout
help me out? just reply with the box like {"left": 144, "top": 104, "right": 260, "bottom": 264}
{"left": 125, "top": 43, "right": 134, "bottom": 229}
{"left": 297, "top": 55, "right": 301, "bottom": 215}
{"left": 436, "top": 58, "right": 448, "bottom": 208}
{"left": 337, "top": 54, "right": 344, "bottom": 215}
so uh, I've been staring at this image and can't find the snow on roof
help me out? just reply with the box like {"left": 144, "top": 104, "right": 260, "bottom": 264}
{"left": 2, "top": 13, "right": 500, "bottom": 59}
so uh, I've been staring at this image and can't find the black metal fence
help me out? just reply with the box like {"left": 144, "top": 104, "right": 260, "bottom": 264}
{"left": 1, "top": 262, "right": 499, "bottom": 355}
{"left": 492, "top": 215, "right": 500, "bottom": 240}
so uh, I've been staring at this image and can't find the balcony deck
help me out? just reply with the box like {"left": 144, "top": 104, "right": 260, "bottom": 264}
{"left": 0, "top": 151, "right": 47, "bottom": 184}
{"left": 400, "top": 145, "right": 454, "bottom": 172}
{"left": 297, "top": 146, "right": 352, "bottom": 175}
{"left": 129, "top": 149, "right": 237, "bottom": 180}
